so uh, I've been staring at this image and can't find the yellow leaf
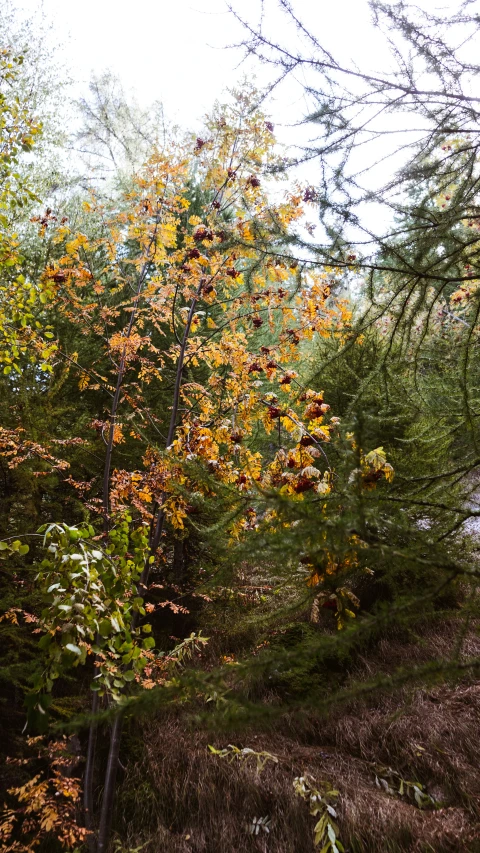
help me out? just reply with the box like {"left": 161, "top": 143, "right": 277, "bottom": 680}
{"left": 78, "top": 373, "right": 90, "bottom": 391}
{"left": 112, "top": 424, "right": 125, "bottom": 445}
{"left": 364, "top": 447, "right": 387, "bottom": 470}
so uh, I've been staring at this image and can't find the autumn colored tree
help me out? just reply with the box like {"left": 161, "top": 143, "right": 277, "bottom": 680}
{"left": 0, "top": 87, "right": 365, "bottom": 852}
{"left": 3, "top": 7, "right": 475, "bottom": 851}
{"left": 212, "top": 0, "right": 480, "bottom": 721}
{"left": 0, "top": 45, "right": 57, "bottom": 378}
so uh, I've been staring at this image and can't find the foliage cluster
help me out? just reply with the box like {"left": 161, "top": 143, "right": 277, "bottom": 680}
{"left": 1, "top": 2, "right": 480, "bottom": 851}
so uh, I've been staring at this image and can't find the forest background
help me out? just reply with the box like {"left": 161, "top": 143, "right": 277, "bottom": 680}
{"left": 1, "top": 1, "right": 480, "bottom": 852}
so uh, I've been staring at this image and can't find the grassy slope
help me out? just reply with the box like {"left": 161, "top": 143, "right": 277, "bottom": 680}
{"left": 113, "top": 620, "right": 480, "bottom": 853}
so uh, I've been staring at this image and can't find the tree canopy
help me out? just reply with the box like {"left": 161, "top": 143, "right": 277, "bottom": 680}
{"left": 1, "top": 3, "right": 480, "bottom": 852}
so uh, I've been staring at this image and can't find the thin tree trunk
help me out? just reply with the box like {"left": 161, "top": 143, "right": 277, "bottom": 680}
{"left": 94, "top": 284, "right": 201, "bottom": 851}
{"left": 84, "top": 690, "right": 99, "bottom": 853}
{"left": 83, "top": 244, "right": 154, "bottom": 846}
{"left": 95, "top": 712, "right": 124, "bottom": 853}
{"left": 83, "top": 356, "right": 128, "bottom": 846}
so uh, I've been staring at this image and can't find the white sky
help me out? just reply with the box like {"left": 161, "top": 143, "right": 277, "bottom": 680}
{"left": 12, "top": 0, "right": 473, "bottom": 245}
{"left": 14, "top": 0, "right": 389, "bottom": 130}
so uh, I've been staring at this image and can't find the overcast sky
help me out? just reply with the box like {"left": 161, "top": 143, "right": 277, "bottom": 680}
{"left": 14, "top": 0, "right": 392, "bottom": 131}
{"left": 12, "top": 0, "right": 469, "bottom": 243}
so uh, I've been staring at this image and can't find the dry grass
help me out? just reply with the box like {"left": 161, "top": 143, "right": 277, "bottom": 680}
{"left": 114, "top": 621, "right": 480, "bottom": 852}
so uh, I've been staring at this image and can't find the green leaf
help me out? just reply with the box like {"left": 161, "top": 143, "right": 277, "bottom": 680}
{"left": 99, "top": 619, "right": 111, "bottom": 637}
{"left": 142, "top": 636, "right": 155, "bottom": 650}
{"left": 327, "top": 824, "right": 337, "bottom": 847}
{"left": 123, "top": 670, "right": 136, "bottom": 682}
{"left": 65, "top": 643, "right": 82, "bottom": 655}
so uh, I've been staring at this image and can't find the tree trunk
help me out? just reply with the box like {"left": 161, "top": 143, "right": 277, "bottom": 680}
{"left": 95, "top": 712, "right": 124, "bottom": 853}
{"left": 84, "top": 690, "right": 99, "bottom": 851}
{"left": 93, "top": 284, "right": 201, "bottom": 850}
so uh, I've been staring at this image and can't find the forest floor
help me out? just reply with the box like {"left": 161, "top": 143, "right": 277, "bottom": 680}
{"left": 113, "top": 618, "right": 480, "bottom": 853}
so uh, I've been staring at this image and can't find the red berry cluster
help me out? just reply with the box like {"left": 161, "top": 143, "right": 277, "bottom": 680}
{"left": 300, "top": 434, "right": 315, "bottom": 447}
{"left": 294, "top": 477, "right": 315, "bottom": 493}
{"left": 268, "top": 406, "right": 282, "bottom": 419}
{"left": 303, "top": 187, "right": 317, "bottom": 202}
{"left": 194, "top": 227, "right": 213, "bottom": 242}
